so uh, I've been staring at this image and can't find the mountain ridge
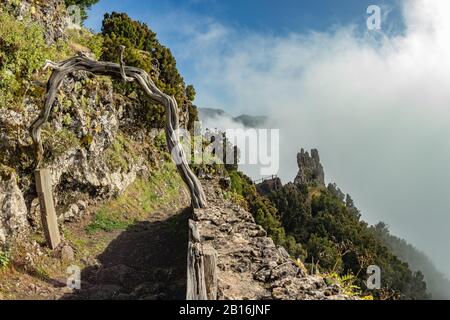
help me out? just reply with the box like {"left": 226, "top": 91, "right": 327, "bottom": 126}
{"left": 199, "top": 107, "right": 268, "bottom": 128}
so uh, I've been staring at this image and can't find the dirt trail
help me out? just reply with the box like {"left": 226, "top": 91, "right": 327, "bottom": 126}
{"left": 63, "top": 207, "right": 190, "bottom": 300}
{"left": 0, "top": 201, "right": 191, "bottom": 300}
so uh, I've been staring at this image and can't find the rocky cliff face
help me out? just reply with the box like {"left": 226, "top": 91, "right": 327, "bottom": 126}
{"left": 0, "top": 69, "right": 175, "bottom": 245}
{"left": 0, "top": 170, "right": 28, "bottom": 244}
{"left": 294, "top": 149, "right": 325, "bottom": 186}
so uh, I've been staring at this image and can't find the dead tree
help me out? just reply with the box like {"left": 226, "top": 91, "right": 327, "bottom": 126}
{"left": 31, "top": 49, "right": 207, "bottom": 208}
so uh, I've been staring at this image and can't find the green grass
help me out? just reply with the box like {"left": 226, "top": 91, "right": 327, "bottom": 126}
{"left": 42, "top": 128, "right": 80, "bottom": 162}
{"left": 32, "top": 265, "right": 51, "bottom": 282}
{"left": 86, "top": 161, "right": 185, "bottom": 234}
{"left": 63, "top": 229, "right": 109, "bottom": 264}
{"left": 0, "top": 250, "right": 10, "bottom": 269}
{"left": 105, "top": 133, "right": 139, "bottom": 172}
{"left": 85, "top": 210, "right": 132, "bottom": 234}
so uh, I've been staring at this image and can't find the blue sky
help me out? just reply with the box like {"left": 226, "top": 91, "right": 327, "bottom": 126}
{"left": 86, "top": 0, "right": 403, "bottom": 35}
{"left": 86, "top": 0, "right": 404, "bottom": 94}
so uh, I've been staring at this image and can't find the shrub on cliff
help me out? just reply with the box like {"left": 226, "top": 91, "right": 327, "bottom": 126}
{"left": 0, "top": 11, "right": 73, "bottom": 110}
{"left": 100, "top": 12, "right": 198, "bottom": 129}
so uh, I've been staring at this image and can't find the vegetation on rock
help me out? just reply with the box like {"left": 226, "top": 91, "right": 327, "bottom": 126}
{"left": 86, "top": 161, "right": 185, "bottom": 234}
{"left": 0, "top": 1, "right": 440, "bottom": 301}
{"left": 100, "top": 12, "right": 198, "bottom": 129}
{"left": 0, "top": 250, "right": 10, "bottom": 269}
{"left": 265, "top": 178, "right": 429, "bottom": 299}
{"left": 227, "top": 169, "right": 306, "bottom": 260}
{"left": 0, "top": 11, "right": 70, "bottom": 110}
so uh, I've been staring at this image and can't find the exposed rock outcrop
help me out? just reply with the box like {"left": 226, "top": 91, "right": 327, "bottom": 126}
{"left": 193, "top": 179, "right": 352, "bottom": 300}
{"left": 0, "top": 170, "right": 28, "bottom": 244}
{"left": 256, "top": 176, "right": 282, "bottom": 197}
{"left": 294, "top": 149, "right": 325, "bottom": 187}
{"left": 0, "top": 70, "right": 167, "bottom": 242}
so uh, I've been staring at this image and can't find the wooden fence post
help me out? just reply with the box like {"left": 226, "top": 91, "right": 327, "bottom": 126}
{"left": 186, "top": 219, "right": 218, "bottom": 300}
{"left": 35, "top": 169, "right": 61, "bottom": 249}
{"left": 203, "top": 244, "right": 218, "bottom": 300}
{"left": 187, "top": 220, "right": 207, "bottom": 300}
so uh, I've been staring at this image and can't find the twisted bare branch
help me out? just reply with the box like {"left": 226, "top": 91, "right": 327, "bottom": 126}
{"left": 31, "top": 54, "right": 207, "bottom": 208}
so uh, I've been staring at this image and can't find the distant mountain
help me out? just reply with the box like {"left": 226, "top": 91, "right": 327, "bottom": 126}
{"left": 198, "top": 108, "right": 229, "bottom": 119}
{"left": 199, "top": 108, "right": 268, "bottom": 128}
{"left": 234, "top": 114, "right": 268, "bottom": 128}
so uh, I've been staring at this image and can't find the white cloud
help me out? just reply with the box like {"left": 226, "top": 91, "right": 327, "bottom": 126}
{"left": 173, "top": 0, "right": 450, "bottom": 276}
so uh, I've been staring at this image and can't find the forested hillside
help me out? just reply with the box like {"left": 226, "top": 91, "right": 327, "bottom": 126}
{"left": 225, "top": 150, "right": 430, "bottom": 300}
{"left": 371, "top": 222, "right": 450, "bottom": 299}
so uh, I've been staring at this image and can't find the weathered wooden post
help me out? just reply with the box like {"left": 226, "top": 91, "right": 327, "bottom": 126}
{"left": 203, "top": 244, "right": 218, "bottom": 300}
{"left": 35, "top": 169, "right": 61, "bottom": 249}
{"left": 186, "top": 219, "right": 218, "bottom": 300}
{"left": 187, "top": 219, "right": 207, "bottom": 300}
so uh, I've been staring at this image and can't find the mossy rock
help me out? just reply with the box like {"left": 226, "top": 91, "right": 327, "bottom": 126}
{"left": 0, "top": 164, "right": 16, "bottom": 180}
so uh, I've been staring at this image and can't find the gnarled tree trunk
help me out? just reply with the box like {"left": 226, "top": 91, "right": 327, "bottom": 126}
{"left": 31, "top": 53, "right": 207, "bottom": 208}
